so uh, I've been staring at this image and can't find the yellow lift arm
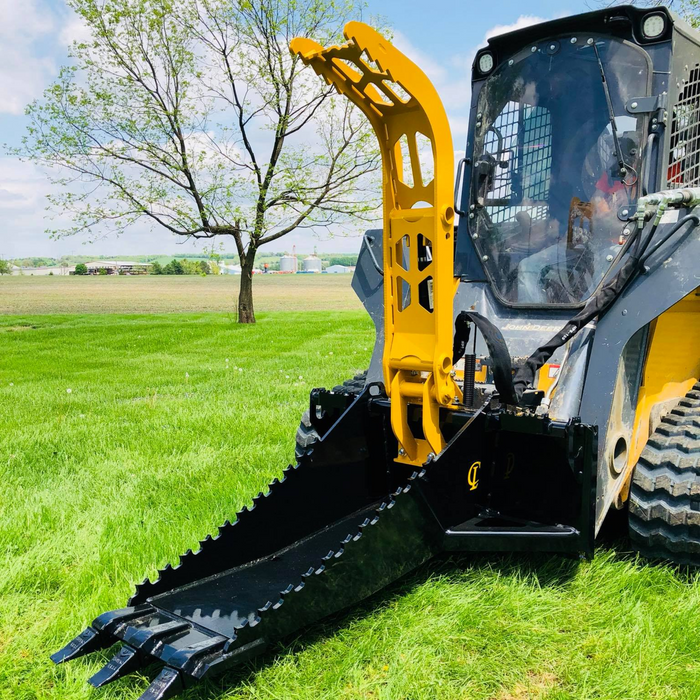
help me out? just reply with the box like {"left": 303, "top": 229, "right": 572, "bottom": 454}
{"left": 291, "top": 23, "right": 460, "bottom": 466}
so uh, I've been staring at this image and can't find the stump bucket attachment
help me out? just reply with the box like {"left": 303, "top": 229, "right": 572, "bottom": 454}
{"left": 52, "top": 22, "right": 598, "bottom": 699}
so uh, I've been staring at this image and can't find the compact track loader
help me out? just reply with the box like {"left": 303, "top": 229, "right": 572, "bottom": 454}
{"left": 54, "top": 6, "right": 700, "bottom": 698}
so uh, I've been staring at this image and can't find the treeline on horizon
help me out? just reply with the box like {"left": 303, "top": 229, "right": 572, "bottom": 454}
{"left": 10, "top": 252, "right": 359, "bottom": 271}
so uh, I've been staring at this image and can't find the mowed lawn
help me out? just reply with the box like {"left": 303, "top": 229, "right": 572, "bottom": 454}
{"left": 1, "top": 282, "right": 700, "bottom": 699}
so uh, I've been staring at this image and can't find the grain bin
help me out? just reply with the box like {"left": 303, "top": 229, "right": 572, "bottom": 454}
{"left": 279, "top": 254, "right": 298, "bottom": 273}
{"left": 302, "top": 255, "right": 322, "bottom": 273}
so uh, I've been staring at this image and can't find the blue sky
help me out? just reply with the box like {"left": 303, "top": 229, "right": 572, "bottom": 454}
{"left": 0, "top": 0, "right": 591, "bottom": 259}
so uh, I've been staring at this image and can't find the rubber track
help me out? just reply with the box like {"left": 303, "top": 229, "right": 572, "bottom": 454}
{"left": 629, "top": 382, "right": 700, "bottom": 566}
{"left": 295, "top": 371, "right": 368, "bottom": 460}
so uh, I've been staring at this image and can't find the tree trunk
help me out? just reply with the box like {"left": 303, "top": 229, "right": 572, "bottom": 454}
{"left": 238, "top": 254, "right": 256, "bottom": 323}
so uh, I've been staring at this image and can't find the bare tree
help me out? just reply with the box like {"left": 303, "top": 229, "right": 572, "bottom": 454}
{"left": 17, "top": 0, "right": 381, "bottom": 322}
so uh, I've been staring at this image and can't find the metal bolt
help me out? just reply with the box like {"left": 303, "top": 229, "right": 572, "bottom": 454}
{"left": 623, "top": 227, "right": 631, "bottom": 235}
{"left": 652, "top": 117, "right": 658, "bottom": 123}
{"left": 508, "top": 59, "right": 514, "bottom": 66}
{"left": 472, "top": 233, "right": 479, "bottom": 240}
{"left": 621, "top": 209, "right": 629, "bottom": 217}
{"left": 652, "top": 124, "right": 658, "bottom": 131}
{"left": 631, "top": 101, "right": 638, "bottom": 109}
{"left": 469, "top": 204, "right": 475, "bottom": 211}
{"left": 622, "top": 309, "right": 628, "bottom": 316}
{"left": 482, "top": 255, "right": 489, "bottom": 262}
{"left": 570, "top": 37, "right": 577, "bottom": 44}
{"left": 398, "top": 448, "right": 405, "bottom": 456}
{"left": 531, "top": 46, "right": 537, "bottom": 53}
{"left": 476, "top": 121, "right": 482, "bottom": 129}
{"left": 450, "top": 370, "right": 456, "bottom": 378}
{"left": 606, "top": 254, "right": 614, "bottom": 262}
{"left": 550, "top": 44, "right": 557, "bottom": 51}
{"left": 469, "top": 212, "right": 475, "bottom": 219}
{"left": 587, "top": 38, "right": 594, "bottom": 45}
{"left": 476, "top": 112, "right": 482, "bottom": 119}
{"left": 428, "top": 452, "right": 436, "bottom": 460}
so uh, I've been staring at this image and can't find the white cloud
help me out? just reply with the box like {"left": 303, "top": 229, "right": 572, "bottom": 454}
{"left": 390, "top": 30, "right": 448, "bottom": 86}
{"left": 0, "top": 0, "right": 59, "bottom": 115}
{"left": 0, "top": 1, "right": 92, "bottom": 115}
{"left": 60, "top": 13, "right": 92, "bottom": 46}
{"left": 484, "top": 15, "right": 548, "bottom": 41}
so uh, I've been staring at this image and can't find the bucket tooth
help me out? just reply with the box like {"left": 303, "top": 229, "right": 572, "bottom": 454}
{"left": 51, "top": 606, "right": 155, "bottom": 665}
{"left": 93, "top": 605, "right": 155, "bottom": 634}
{"left": 161, "top": 635, "right": 228, "bottom": 677}
{"left": 122, "top": 620, "right": 191, "bottom": 654}
{"left": 87, "top": 644, "right": 141, "bottom": 688}
{"left": 137, "top": 667, "right": 183, "bottom": 700}
{"left": 50, "top": 627, "right": 109, "bottom": 664}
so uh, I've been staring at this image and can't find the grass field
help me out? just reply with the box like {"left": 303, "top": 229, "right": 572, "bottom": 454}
{"left": 0, "top": 275, "right": 362, "bottom": 314}
{"left": 2, "top": 284, "right": 700, "bottom": 699}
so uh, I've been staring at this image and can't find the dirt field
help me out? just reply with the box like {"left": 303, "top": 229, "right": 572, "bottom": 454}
{"left": 0, "top": 274, "right": 362, "bottom": 314}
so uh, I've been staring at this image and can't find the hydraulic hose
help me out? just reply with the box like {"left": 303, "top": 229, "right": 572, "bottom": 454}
{"left": 639, "top": 214, "right": 700, "bottom": 267}
{"left": 513, "top": 187, "right": 700, "bottom": 404}
{"left": 512, "top": 219, "right": 656, "bottom": 402}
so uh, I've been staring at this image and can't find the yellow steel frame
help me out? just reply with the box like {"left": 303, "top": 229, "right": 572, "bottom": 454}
{"left": 291, "top": 23, "right": 459, "bottom": 466}
{"left": 619, "top": 288, "right": 700, "bottom": 502}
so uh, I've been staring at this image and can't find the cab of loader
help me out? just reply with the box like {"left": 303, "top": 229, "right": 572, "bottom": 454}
{"left": 467, "top": 36, "right": 646, "bottom": 306}
{"left": 455, "top": 5, "right": 697, "bottom": 306}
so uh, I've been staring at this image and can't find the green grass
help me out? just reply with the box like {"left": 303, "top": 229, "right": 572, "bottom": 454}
{"left": 2, "top": 313, "right": 700, "bottom": 700}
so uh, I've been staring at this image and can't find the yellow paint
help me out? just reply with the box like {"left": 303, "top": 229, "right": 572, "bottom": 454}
{"left": 620, "top": 288, "right": 700, "bottom": 499}
{"left": 536, "top": 363, "right": 561, "bottom": 395}
{"left": 468, "top": 461, "right": 481, "bottom": 491}
{"left": 292, "top": 23, "right": 458, "bottom": 465}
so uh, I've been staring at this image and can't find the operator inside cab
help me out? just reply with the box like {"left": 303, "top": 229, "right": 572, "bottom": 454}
{"left": 470, "top": 35, "right": 645, "bottom": 306}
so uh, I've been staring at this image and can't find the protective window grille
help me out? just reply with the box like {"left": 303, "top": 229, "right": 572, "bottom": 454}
{"left": 668, "top": 64, "right": 700, "bottom": 188}
{"left": 482, "top": 101, "right": 552, "bottom": 224}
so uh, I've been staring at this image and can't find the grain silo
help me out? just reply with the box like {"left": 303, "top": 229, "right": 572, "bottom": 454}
{"left": 279, "top": 254, "right": 298, "bottom": 273}
{"left": 302, "top": 255, "right": 322, "bottom": 273}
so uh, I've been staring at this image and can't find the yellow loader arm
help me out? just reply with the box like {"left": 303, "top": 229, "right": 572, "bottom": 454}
{"left": 291, "top": 23, "right": 459, "bottom": 466}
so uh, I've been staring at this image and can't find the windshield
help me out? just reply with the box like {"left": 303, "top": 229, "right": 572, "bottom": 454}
{"left": 471, "top": 36, "right": 649, "bottom": 306}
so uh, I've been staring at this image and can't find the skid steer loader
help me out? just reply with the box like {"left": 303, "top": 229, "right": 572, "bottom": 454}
{"left": 53, "top": 6, "right": 700, "bottom": 699}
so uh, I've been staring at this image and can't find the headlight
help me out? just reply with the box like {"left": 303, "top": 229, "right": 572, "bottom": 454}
{"left": 642, "top": 13, "right": 666, "bottom": 39}
{"left": 478, "top": 52, "right": 494, "bottom": 74}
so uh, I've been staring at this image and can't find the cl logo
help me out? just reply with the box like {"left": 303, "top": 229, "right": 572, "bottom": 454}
{"left": 468, "top": 461, "right": 481, "bottom": 491}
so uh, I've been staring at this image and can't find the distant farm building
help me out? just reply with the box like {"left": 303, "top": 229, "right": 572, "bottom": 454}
{"left": 85, "top": 261, "right": 152, "bottom": 275}
{"left": 21, "top": 266, "right": 73, "bottom": 276}
{"left": 218, "top": 263, "right": 263, "bottom": 275}
{"left": 325, "top": 265, "right": 355, "bottom": 274}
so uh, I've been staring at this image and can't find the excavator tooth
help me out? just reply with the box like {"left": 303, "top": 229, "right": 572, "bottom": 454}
{"left": 137, "top": 667, "right": 183, "bottom": 700}
{"left": 50, "top": 627, "right": 108, "bottom": 664}
{"left": 88, "top": 644, "right": 141, "bottom": 688}
{"left": 123, "top": 620, "right": 191, "bottom": 654}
